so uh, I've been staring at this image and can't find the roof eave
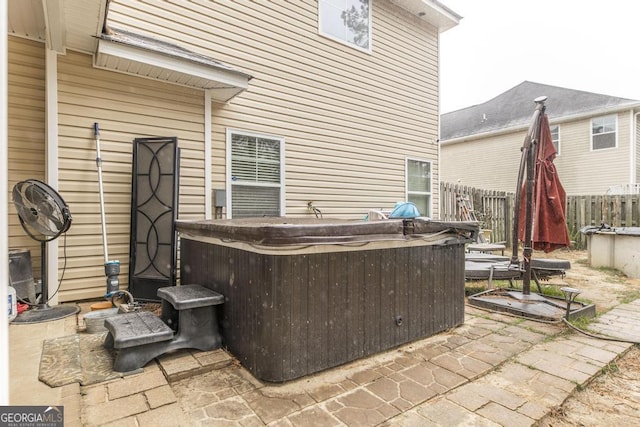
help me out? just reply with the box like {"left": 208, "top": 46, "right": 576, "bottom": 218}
{"left": 441, "top": 102, "right": 640, "bottom": 146}
{"left": 94, "top": 37, "right": 251, "bottom": 103}
{"left": 390, "top": 0, "right": 461, "bottom": 32}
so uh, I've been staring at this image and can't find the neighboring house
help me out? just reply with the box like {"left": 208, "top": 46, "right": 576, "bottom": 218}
{"left": 440, "top": 81, "right": 640, "bottom": 196}
{"left": 5, "top": 0, "right": 460, "bottom": 301}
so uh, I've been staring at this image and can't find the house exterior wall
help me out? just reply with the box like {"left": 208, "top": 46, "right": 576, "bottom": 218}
{"left": 441, "top": 110, "right": 634, "bottom": 196}
{"left": 8, "top": 36, "right": 46, "bottom": 279}
{"left": 107, "top": 0, "right": 441, "bottom": 218}
{"left": 440, "top": 130, "right": 525, "bottom": 193}
{"left": 8, "top": 1, "right": 444, "bottom": 301}
{"left": 636, "top": 114, "right": 640, "bottom": 185}
{"left": 56, "top": 50, "right": 206, "bottom": 301}
{"left": 553, "top": 112, "right": 631, "bottom": 195}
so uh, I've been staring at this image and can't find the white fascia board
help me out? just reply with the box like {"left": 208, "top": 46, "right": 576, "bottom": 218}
{"left": 95, "top": 39, "right": 250, "bottom": 90}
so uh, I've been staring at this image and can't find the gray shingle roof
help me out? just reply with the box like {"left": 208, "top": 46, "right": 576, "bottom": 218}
{"left": 440, "top": 81, "right": 637, "bottom": 141}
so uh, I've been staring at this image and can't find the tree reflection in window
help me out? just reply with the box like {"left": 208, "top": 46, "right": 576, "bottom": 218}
{"left": 341, "top": 0, "right": 370, "bottom": 49}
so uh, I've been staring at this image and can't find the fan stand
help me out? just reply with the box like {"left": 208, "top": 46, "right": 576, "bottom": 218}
{"left": 11, "top": 240, "right": 79, "bottom": 324}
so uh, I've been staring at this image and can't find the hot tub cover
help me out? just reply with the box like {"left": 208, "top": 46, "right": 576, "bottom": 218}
{"left": 176, "top": 217, "right": 478, "bottom": 246}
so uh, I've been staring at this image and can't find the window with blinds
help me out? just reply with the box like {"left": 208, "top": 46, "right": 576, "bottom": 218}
{"left": 229, "top": 131, "right": 284, "bottom": 218}
{"left": 406, "top": 158, "right": 432, "bottom": 217}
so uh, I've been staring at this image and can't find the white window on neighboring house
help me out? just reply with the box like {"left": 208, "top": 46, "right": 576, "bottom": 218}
{"left": 550, "top": 125, "right": 560, "bottom": 155}
{"left": 591, "top": 114, "right": 617, "bottom": 150}
{"left": 319, "top": 0, "right": 371, "bottom": 52}
{"left": 406, "top": 158, "right": 432, "bottom": 217}
{"left": 227, "top": 130, "right": 285, "bottom": 219}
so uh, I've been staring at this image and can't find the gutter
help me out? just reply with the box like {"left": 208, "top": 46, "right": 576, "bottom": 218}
{"left": 205, "top": 90, "right": 212, "bottom": 220}
{"left": 45, "top": 49, "right": 60, "bottom": 305}
{"left": 441, "top": 101, "right": 640, "bottom": 146}
{"left": 633, "top": 111, "right": 640, "bottom": 186}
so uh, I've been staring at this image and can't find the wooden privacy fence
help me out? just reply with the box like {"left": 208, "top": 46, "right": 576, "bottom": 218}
{"left": 440, "top": 183, "right": 640, "bottom": 249}
{"left": 440, "top": 182, "right": 513, "bottom": 245}
{"left": 566, "top": 194, "right": 639, "bottom": 247}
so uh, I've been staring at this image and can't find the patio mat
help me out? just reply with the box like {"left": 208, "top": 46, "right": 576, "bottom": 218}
{"left": 39, "top": 332, "right": 140, "bottom": 388}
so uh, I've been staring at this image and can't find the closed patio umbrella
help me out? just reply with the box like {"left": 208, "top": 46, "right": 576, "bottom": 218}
{"left": 513, "top": 97, "right": 570, "bottom": 294}
{"left": 518, "top": 113, "right": 571, "bottom": 252}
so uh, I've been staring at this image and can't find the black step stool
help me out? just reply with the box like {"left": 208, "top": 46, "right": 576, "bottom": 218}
{"left": 104, "top": 284, "right": 224, "bottom": 372}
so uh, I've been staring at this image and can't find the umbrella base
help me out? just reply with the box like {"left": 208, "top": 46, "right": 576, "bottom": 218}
{"left": 468, "top": 288, "right": 595, "bottom": 322}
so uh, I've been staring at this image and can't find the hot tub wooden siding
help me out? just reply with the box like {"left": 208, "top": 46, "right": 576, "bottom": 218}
{"left": 180, "top": 237, "right": 466, "bottom": 382}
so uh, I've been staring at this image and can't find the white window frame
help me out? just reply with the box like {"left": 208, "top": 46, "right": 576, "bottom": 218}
{"left": 550, "top": 124, "right": 560, "bottom": 156}
{"left": 225, "top": 129, "right": 286, "bottom": 219}
{"left": 318, "top": 0, "right": 372, "bottom": 53}
{"left": 405, "top": 157, "right": 432, "bottom": 217}
{"left": 591, "top": 114, "right": 617, "bottom": 151}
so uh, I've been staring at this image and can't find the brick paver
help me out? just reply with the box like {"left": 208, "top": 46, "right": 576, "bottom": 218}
{"left": 12, "top": 297, "right": 640, "bottom": 426}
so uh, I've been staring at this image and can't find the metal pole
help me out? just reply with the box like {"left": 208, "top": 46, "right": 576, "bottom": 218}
{"left": 512, "top": 100, "right": 544, "bottom": 264}
{"left": 522, "top": 96, "right": 547, "bottom": 295}
{"left": 94, "top": 122, "right": 109, "bottom": 263}
{"left": 94, "top": 123, "right": 120, "bottom": 296}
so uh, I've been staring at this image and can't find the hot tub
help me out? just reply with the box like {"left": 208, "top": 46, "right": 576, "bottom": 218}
{"left": 582, "top": 226, "right": 640, "bottom": 279}
{"left": 176, "top": 217, "right": 476, "bottom": 382}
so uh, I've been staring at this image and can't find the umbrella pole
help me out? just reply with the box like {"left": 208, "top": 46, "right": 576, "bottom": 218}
{"left": 522, "top": 97, "right": 547, "bottom": 294}
{"left": 522, "top": 133, "right": 535, "bottom": 295}
{"left": 512, "top": 98, "right": 545, "bottom": 263}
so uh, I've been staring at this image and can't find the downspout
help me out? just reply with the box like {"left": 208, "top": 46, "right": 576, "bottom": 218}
{"left": 436, "top": 32, "right": 441, "bottom": 220}
{"left": 632, "top": 110, "right": 639, "bottom": 187}
{"left": 1, "top": 0, "right": 10, "bottom": 405}
{"left": 45, "top": 48, "right": 59, "bottom": 305}
{"left": 204, "top": 90, "right": 212, "bottom": 220}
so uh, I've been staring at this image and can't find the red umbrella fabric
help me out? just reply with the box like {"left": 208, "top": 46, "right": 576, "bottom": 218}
{"left": 518, "top": 114, "right": 570, "bottom": 252}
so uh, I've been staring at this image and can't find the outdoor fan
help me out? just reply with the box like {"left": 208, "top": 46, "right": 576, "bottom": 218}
{"left": 11, "top": 179, "right": 79, "bottom": 323}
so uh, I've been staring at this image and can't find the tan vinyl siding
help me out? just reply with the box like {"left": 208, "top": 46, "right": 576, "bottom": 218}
{"left": 636, "top": 114, "right": 640, "bottom": 184}
{"left": 554, "top": 113, "right": 631, "bottom": 195}
{"left": 8, "top": 36, "right": 46, "bottom": 280}
{"left": 107, "top": 0, "right": 441, "bottom": 218}
{"left": 56, "top": 50, "right": 205, "bottom": 301}
{"left": 442, "top": 111, "right": 634, "bottom": 196}
{"left": 440, "top": 131, "right": 526, "bottom": 193}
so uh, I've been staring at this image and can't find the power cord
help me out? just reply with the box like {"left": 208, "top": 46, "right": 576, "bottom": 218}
{"left": 469, "top": 302, "right": 640, "bottom": 344}
{"left": 562, "top": 317, "right": 640, "bottom": 345}
{"left": 16, "top": 232, "right": 68, "bottom": 306}
{"left": 46, "top": 231, "right": 68, "bottom": 302}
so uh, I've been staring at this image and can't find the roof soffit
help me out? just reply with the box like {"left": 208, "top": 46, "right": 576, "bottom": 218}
{"left": 94, "top": 29, "right": 252, "bottom": 102}
{"left": 389, "top": 0, "right": 461, "bottom": 32}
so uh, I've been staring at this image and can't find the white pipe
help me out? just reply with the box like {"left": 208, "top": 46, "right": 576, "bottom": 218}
{"left": 632, "top": 111, "right": 639, "bottom": 187}
{"left": 1, "top": 0, "right": 10, "bottom": 406}
{"left": 45, "top": 48, "right": 59, "bottom": 305}
{"left": 436, "top": 30, "right": 442, "bottom": 220}
{"left": 204, "top": 90, "right": 212, "bottom": 220}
